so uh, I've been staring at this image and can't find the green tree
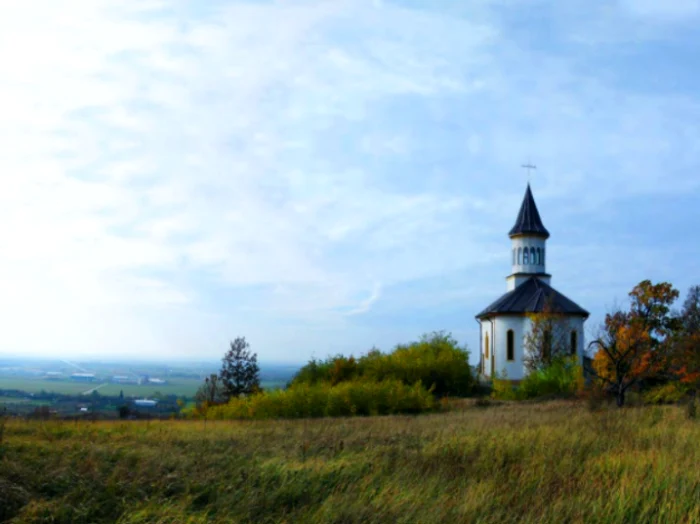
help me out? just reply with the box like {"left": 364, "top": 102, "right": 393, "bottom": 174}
{"left": 220, "top": 337, "right": 261, "bottom": 400}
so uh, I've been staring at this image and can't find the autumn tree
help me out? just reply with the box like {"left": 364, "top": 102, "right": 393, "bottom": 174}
{"left": 669, "top": 285, "right": 700, "bottom": 391}
{"left": 523, "top": 300, "right": 576, "bottom": 373}
{"left": 220, "top": 337, "right": 261, "bottom": 400}
{"left": 588, "top": 280, "right": 679, "bottom": 407}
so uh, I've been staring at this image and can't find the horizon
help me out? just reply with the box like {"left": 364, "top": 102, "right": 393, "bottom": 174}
{"left": 1, "top": 0, "right": 699, "bottom": 363}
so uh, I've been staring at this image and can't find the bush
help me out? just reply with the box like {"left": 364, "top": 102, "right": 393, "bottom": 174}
{"left": 491, "top": 358, "right": 582, "bottom": 401}
{"left": 290, "top": 331, "right": 474, "bottom": 397}
{"left": 491, "top": 372, "right": 519, "bottom": 401}
{"left": 199, "top": 379, "right": 435, "bottom": 420}
{"left": 642, "top": 382, "right": 690, "bottom": 405}
{"left": 518, "top": 357, "right": 583, "bottom": 399}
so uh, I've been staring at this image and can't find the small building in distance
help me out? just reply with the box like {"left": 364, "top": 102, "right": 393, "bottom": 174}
{"left": 148, "top": 378, "right": 167, "bottom": 385}
{"left": 134, "top": 399, "right": 158, "bottom": 408}
{"left": 111, "top": 375, "right": 138, "bottom": 384}
{"left": 44, "top": 371, "right": 64, "bottom": 380}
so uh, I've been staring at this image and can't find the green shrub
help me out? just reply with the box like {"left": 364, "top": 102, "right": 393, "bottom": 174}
{"left": 290, "top": 331, "right": 474, "bottom": 397}
{"left": 491, "top": 370, "right": 520, "bottom": 400}
{"left": 201, "top": 379, "right": 435, "bottom": 420}
{"left": 643, "top": 383, "right": 690, "bottom": 405}
{"left": 518, "top": 357, "right": 582, "bottom": 399}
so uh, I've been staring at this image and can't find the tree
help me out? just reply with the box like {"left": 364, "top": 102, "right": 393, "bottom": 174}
{"left": 523, "top": 299, "right": 575, "bottom": 373}
{"left": 194, "top": 374, "right": 226, "bottom": 405}
{"left": 669, "top": 285, "right": 700, "bottom": 391}
{"left": 588, "top": 280, "right": 679, "bottom": 407}
{"left": 219, "top": 337, "right": 261, "bottom": 400}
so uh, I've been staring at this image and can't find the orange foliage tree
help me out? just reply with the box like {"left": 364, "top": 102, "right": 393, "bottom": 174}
{"left": 670, "top": 286, "right": 700, "bottom": 390}
{"left": 588, "top": 280, "right": 679, "bottom": 407}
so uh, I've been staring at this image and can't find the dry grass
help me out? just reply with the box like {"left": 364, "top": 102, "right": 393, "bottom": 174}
{"left": 2, "top": 401, "right": 700, "bottom": 523}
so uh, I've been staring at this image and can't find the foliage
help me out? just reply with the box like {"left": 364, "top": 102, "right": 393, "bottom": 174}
{"left": 519, "top": 357, "right": 583, "bottom": 399}
{"left": 290, "top": 331, "right": 474, "bottom": 397}
{"left": 194, "top": 374, "right": 227, "bottom": 405}
{"left": 197, "top": 379, "right": 435, "bottom": 420}
{"left": 588, "top": 280, "right": 679, "bottom": 407}
{"left": 523, "top": 299, "right": 576, "bottom": 372}
{"left": 219, "top": 337, "right": 261, "bottom": 400}
{"left": 3, "top": 403, "right": 700, "bottom": 522}
{"left": 491, "top": 379, "right": 519, "bottom": 401}
{"left": 491, "top": 358, "right": 583, "bottom": 401}
{"left": 668, "top": 286, "right": 700, "bottom": 389}
{"left": 642, "top": 382, "right": 690, "bottom": 405}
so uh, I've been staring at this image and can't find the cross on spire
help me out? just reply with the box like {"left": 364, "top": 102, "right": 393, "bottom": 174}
{"left": 521, "top": 163, "right": 537, "bottom": 181}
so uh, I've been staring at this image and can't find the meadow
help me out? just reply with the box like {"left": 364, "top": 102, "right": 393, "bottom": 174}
{"left": 2, "top": 400, "right": 699, "bottom": 523}
{"left": 0, "top": 376, "right": 288, "bottom": 400}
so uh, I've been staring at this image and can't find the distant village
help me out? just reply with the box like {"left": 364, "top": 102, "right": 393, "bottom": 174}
{"left": 43, "top": 371, "right": 168, "bottom": 385}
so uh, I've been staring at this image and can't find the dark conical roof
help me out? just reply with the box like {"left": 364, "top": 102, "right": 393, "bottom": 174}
{"left": 475, "top": 277, "right": 589, "bottom": 319}
{"left": 508, "top": 184, "right": 550, "bottom": 238}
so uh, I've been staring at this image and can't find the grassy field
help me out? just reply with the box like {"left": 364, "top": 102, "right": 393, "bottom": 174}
{"left": 2, "top": 400, "right": 699, "bottom": 523}
{"left": 0, "top": 377, "right": 287, "bottom": 399}
{"left": 0, "top": 378, "right": 91, "bottom": 395}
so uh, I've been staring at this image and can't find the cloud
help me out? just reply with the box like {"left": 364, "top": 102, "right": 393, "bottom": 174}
{"left": 0, "top": 0, "right": 699, "bottom": 362}
{"left": 345, "top": 283, "right": 383, "bottom": 316}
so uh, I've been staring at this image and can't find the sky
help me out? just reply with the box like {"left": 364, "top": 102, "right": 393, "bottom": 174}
{"left": 1, "top": 0, "right": 699, "bottom": 364}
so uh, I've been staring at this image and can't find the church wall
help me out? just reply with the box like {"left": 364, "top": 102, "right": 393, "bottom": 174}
{"left": 493, "top": 316, "right": 528, "bottom": 380}
{"left": 480, "top": 315, "right": 587, "bottom": 381}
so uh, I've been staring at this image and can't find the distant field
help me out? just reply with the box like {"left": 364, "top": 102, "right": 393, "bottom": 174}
{"left": 0, "top": 378, "right": 92, "bottom": 395}
{"left": 0, "top": 376, "right": 287, "bottom": 398}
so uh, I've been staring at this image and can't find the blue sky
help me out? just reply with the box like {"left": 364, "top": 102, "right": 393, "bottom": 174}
{"left": 1, "top": 0, "right": 699, "bottom": 364}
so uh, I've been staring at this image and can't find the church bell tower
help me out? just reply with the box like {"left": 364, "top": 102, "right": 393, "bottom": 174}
{"left": 506, "top": 183, "right": 552, "bottom": 291}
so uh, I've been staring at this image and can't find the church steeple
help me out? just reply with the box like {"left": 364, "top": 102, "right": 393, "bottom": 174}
{"left": 509, "top": 183, "right": 550, "bottom": 239}
{"left": 506, "top": 184, "right": 551, "bottom": 291}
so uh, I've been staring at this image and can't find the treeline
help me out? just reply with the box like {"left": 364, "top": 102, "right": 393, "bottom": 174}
{"left": 289, "top": 331, "right": 474, "bottom": 396}
{"left": 190, "top": 332, "right": 473, "bottom": 420}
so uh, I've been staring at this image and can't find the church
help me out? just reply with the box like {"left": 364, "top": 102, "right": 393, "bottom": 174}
{"left": 476, "top": 183, "right": 589, "bottom": 381}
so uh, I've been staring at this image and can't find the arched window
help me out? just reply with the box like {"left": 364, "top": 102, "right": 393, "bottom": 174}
{"left": 570, "top": 330, "right": 578, "bottom": 355}
{"left": 523, "top": 248, "right": 529, "bottom": 265}
{"left": 530, "top": 247, "right": 536, "bottom": 266}
{"left": 507, "top": 330, "right": 515, "bottom": 361}
{"left": 536, "top": 247, "right": 541, "bottom": 265}
{"left": 517, "top": 247, "right": 522, "bottom": 265}
{"left": 485, "top": 333, "right": 490, "bottom": 360}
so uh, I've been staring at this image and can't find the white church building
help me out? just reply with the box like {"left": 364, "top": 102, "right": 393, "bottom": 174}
{"left": 476, "top": 184, "right": 589, "bottom": 381}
